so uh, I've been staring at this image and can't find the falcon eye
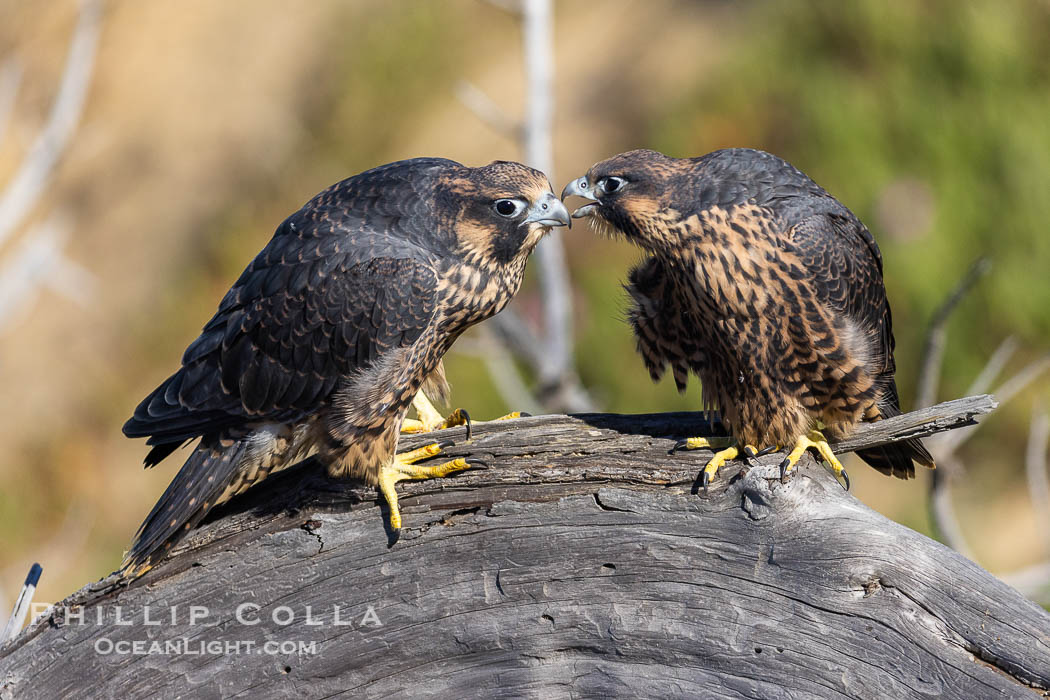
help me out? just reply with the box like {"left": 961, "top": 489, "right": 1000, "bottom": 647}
{"left": 599, "top": 176, "right": 626, "bottom": 194}
{"left": 493, "top": 198, "right": 527, "bottom": 218}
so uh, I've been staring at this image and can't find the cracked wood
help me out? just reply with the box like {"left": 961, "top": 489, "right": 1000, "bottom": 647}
{"left": 3, "top": 394, "right": 1049, "bottom": 699}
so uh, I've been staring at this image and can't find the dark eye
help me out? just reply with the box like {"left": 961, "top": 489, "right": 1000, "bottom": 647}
{"left": 494, "top": 198, "right": 526, "bottom": 217}
{"left": 599, "top": 176, "right": 626, "bottom": 194}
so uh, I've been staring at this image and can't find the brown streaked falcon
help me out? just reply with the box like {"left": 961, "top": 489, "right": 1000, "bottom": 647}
{"left": 562, "top": 148, "right": 934, "bottom": 489}
{"left": 122, "top": 158, "right": 569, "bottom": 575}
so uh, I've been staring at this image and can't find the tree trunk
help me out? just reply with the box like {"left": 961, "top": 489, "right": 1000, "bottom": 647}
{"left": 3, "top": 395, "right": 1048, "bottom": 699}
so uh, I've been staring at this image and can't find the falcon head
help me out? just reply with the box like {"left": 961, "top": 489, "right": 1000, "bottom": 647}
{"left": 560, "top": 149, "right": 684, "bottom": 252}
{"left": 445, "top": 160, "right": 569, "bottom": 270}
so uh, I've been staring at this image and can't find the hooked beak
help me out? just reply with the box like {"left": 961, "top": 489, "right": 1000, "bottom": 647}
{"left": 560, "top": 176, "right": 599, "bottom": 219}
{"left": 523, "top": 192, "right": 571, "bottom": 229}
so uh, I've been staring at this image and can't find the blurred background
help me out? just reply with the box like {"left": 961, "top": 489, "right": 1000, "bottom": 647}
{"left": 1, "top": 0, "right": 1048, "bottom": 611}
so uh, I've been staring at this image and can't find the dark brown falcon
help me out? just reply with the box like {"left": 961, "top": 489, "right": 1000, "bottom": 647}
{"left": 122, "top": 158, "right": 569, "bottom": 575}
{"left": 562, "top": 148, "right": 934, "bottom": 488}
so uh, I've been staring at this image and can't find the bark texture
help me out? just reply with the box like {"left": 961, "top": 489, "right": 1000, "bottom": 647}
{"left": 4, "top": 395, "right": 1049, "bottom": 699}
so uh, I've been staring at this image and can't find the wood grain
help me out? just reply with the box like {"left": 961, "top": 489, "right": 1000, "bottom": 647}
{"left": 4, "top": 394, "right": 1048, "bottom": 699}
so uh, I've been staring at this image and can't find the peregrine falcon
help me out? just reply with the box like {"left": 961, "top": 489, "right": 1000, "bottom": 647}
{"left": 562, "top": 148, "right": 934, "bottom": 488}
{"left": 122, "top": 158, "right": 569, "bottom": 575}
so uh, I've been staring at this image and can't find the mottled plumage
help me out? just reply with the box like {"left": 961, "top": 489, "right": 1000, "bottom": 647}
{"left": 564, "top": 148, "right": 933, "bottom": 482}
{"left": 123, "top": 158, "right": 568, "bottom": 573}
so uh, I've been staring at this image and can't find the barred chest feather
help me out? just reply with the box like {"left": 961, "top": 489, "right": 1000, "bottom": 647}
{"left": 435, "top": 259, "right": 524, "bottom": 332}
{"left": 662, "top": 206, "right": 879, "bottom": 445}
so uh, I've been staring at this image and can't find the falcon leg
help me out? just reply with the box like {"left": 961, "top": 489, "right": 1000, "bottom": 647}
{"left": 779, "top": 429, "right": 850, "bottom": 490}
{"left": 672, "top": 436, "right": 735, "bottom": 453}
{"left": 401, "top": 390, "right": 529, "bottom": 438}
{"left": 672, "top": 437, "right": 765, "bottom": 491}
{"left": 379, "top": 441, "right": 472, "bottom": 533}
{"left": 492, "top": 411, "right": 528, "bottom": 421}
{"left": 401, "top": 390, "right": 472, "bottom": 439}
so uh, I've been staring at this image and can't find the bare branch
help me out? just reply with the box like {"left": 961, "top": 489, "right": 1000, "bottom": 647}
{"left": 454, "top": 81, "right": 521, "bottom": 139}
{"left": 450, "top": 329, "right": 540, "bottom": 411}
{"left": 1025, "top": 403, "right": 1050, "bottom": 558}
{"left": 830, "top": 394, "right": 996, "bottom": 455}
{"left": 458, "top": 0, "right": 594, "bottom": 412}
{"left": 0, "top": 0, "right": 102, "bottom": 249}
{"left": 927, "top": 453, "right": 975, "bottom": 559}
{"left": 964, "top": 336, "right": 1018, "bottom": 397}
{"left": 0, "top": 216, "right": 96, "bottom": 331}
{"left": 0, "top": 59, "right": 23, "bottom": 146}
{"left": 42, "top": 248, "right": 96, "bottom": 302}
{"left": 486, "top": 309, "right": 546, "bottom": 373}
{"left": 475, "top": 326, "right": 543, "bottom": 415}
{"left": 7, "top": 396, "right": 1041, "bottom": 700}
{"left": 915, "top": 257, "right": 991, "bottom": 409}
{"left": 521, "top": 0, "right": 553, "bottom": 181}
{"left": 936, "top": 354, "right": 1050, "bottom": 455}
{"left": 522, "top": 0, "right": 566, "bottom": 376}
{"left": 989, "top": 353, "right": 1050, "bottom": 408}
{"left": 520, "top": 0, "right": 594, "bottom": 412}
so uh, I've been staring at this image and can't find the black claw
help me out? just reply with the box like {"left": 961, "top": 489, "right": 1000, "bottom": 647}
{"left": 437, "top": 439, "right": 456, "bottom": 450}
{"left": 755, "top": 445, "right": 778, "bottom": 458}
{"left": 670, "top": 439, "right": 689, "bottom": 455}
{"left": 466, "top": 458, "right": 489, "bottom": 470}
{"left": 701, "top": 470, "right": 711, "bottom": 493}
{"left": 518, "top": 411, "right": 533, "bottom": 418}
{"left": 841, "top": 469, "right": 851, "bottom": 491}
{"left": 742, "top": 446, "right": 757, "bottom": 467}
{"left": 461, "top": 409, "right": 472, "bottom": 441}
{"left": 779, "top": 458, "right": 790, "bottom": 482}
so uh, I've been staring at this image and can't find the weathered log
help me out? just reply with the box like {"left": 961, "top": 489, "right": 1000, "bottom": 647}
{"left": 3, "top": 394, "right": 1048, "bottom": 699}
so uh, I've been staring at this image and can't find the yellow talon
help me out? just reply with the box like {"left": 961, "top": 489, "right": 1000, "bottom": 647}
{"left": 701, "top": 444, "right": 745, "bottom": 486}
{"left": 673, "top": 436, "right": 767, "bottom": 489}
{"left": 411, "top": 390, "right": 446, "bottom": 430}
{"left": 401, "top": 391, "right": 471, "bottom": 437}
{"left": 677, "top": 436, "right": 734, "bottom": 451}
{"left": 493, "top": 411, "right": 524, "bottom": 421}
{"left": 400, "top": 418, "right": 427, "bottom": 433}
{"left": 396, "top": 442, "right": 445, "bottom": 463}
{"left": 780, "top": 429, "right": 849, "bottom": 489}
{"left": 379, "top": 442, "right": 472, "bottom": 532}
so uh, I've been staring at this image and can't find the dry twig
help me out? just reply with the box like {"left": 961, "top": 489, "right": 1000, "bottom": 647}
{"left": 458, "top": 0, "right": 595, "bottom": 413}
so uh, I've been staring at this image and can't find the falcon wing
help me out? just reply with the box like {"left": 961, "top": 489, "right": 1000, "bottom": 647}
{"left": 625, "top": 256, "right": 705, "bottom": 393}
{"left": 123, "top": 222, "right": 437, "bottom": 463}
{"left": 788, "top": 212, "right": 893, "bottom": 375}
{"left": 788, "top": 211, "right": 933, "bottom": 474}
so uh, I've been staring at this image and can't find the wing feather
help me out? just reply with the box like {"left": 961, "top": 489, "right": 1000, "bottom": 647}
{"left": 123, "top": 158, "right": 461, "bottom": 457}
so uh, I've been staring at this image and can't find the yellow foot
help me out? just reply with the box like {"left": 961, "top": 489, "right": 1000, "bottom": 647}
{"left": 672, "top": 437, "right": 776, "bottom": 490}
{"left": 779, "top": 429, "right": 850, "bottom": 490}
{"left": 493, "top": 411, "right": 527, "bottom": 421}
{"left": 378, "top": 441, "right": 474, "bottom": 533}
{"left": 402, "top": 390, "right": 472, "bottom": 439}
{"left": 119, "top": 559, "right": 153, "bottom": 580}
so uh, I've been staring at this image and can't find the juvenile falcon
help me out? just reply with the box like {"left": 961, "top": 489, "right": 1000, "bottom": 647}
{"left": 562, "top": 148, "right": 933, "bottom": 488}
{"left": 122, "top": 157, "right": 569, "bottom": 575}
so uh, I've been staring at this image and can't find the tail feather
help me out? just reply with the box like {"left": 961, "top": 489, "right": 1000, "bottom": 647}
{"left": 121, "top": 437, "right": 249, "bottom": 576}
{"left": 143, "top": 440, "right": 189, "bottom": 468}
{"left": 856, "top": 390, "right": 935, "bottom": 479}
{"left": 855, "top": 441, "right": 930, "bottom": 479}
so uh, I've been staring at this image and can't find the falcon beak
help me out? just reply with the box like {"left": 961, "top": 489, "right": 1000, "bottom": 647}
{"left": 524, "top": 192, "right": 571, "bottom": 229}
{"left": 560, "top": 176, "right": 599, "bottom": 219}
